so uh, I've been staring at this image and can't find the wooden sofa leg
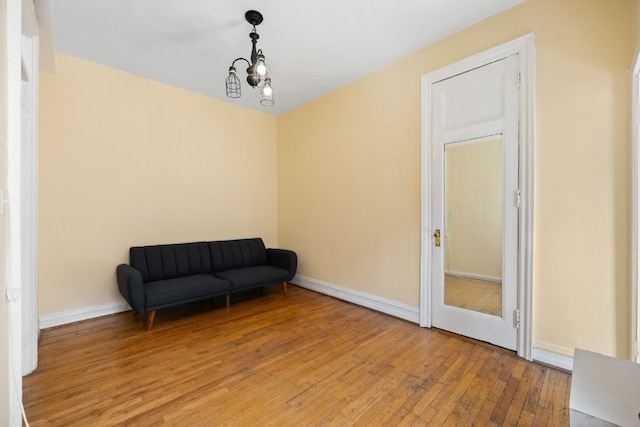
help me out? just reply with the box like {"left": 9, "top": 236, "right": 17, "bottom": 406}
{"left": 145, "top": 311, "right": 156, "bottom": 331}
{"left": 226, "top": 294, "right": 230, "bottom": 308}
{"left": 131, "top": 311, "right": 139, "bottom": 321}
{"left": 282, "top": 281, "right": 288, "bottom": 295}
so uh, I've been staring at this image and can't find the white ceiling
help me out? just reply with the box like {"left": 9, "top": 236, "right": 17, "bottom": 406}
{"left": 50, "top": 0, "right": 524, "bottom": 116}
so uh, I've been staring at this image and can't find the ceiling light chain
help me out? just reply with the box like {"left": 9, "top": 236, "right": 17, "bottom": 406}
{"left": 225, "top": 10, "right": 274, "bottom": 107}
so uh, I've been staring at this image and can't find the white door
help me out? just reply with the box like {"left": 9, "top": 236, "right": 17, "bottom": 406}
{"left": 0, "top": 0, "right": 12, "bottom": 422}
{"left": 430, "top": 55, "right": 519, "bottom": 350}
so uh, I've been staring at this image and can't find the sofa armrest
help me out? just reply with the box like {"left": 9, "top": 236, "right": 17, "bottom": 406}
{"left": 266, "top": 249, "right": 298, "bottom": 281}
{"left": 116, "top": 264, "right": 146, "bottom": 314}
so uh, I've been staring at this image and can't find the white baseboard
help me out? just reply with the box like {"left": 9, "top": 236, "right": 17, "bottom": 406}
{"left": 292, "top": 274, "right": 420, "bottom": 324}
{"left": 532, "top": 347, "right": 574, "bottom": 372}
{"left": 38, "top": 277, "right": 420, "bottom": 330}
{"left": 39, "top": 300, "right": 130, "bottom": 330}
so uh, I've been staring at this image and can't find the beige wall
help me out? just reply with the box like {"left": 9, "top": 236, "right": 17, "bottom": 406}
{"left": 38, "top": 54, "right": 279, "bottom": 316}
{"left": 445, "top": 138, "right": 502, "bottom": 279}
{"left": 278, "top": 0, "right": 633, "bottom": 358}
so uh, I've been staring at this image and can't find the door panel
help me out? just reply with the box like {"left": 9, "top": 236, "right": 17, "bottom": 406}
{"left": 431, "top": 55, "right": 519, "bottom": 350}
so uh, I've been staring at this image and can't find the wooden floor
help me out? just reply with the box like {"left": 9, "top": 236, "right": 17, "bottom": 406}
{"left": 445, "top": 275, "right": 502, "bottom": 317}
{"left": 23, "top": 285, "right": 571, "bottom": 426}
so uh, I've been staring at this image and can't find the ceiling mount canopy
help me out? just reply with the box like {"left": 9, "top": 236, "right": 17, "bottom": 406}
{"left": 225, "top": 10, "right": 274, "bottom": 107}
{"left": 244, "top": 10, "right": 263, "bottom": 26}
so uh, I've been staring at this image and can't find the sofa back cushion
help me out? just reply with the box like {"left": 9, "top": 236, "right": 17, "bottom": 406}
{"left": 130, "top": 242, "right": 213, "bottom": 283}
{"left": 209, "top": 238, "right": 267, "bottom": 272}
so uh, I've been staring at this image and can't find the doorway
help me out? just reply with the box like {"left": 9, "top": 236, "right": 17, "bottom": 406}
{"left": 431, "top": 55, "right": 519, "bottom": 350}
{"left": 420, "top": 34, "right": 535, "bottom": 359}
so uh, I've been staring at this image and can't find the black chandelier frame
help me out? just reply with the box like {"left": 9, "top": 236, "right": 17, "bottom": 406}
{"left": 225, "top": 10, "right": 274, "bottom": 107}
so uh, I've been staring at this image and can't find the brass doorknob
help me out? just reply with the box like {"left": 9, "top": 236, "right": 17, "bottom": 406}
{"left": 433, "top": 229, "right": 441, "bottom": 247}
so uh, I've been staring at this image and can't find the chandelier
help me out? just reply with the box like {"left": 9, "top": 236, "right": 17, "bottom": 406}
{"left": 225, "top": 10, "right": 274, "bottom": 107}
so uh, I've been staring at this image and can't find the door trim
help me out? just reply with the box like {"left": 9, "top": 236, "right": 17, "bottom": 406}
{"left": 631, "top": 50, "right": 639, "bottom": 363}
{"left": 20, "top": 31, "right": 39, "bottom": 376}
{"left": 420, "top": 33, "right": 535, "bottom": 360}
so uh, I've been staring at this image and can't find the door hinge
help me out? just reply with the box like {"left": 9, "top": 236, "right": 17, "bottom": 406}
{"left": 516, "top": 71, "right": 521, "bottom": 88}
{"left": 515, "top": 189, "right": 521, "bottom": 208}
{"left": 515, "top": 309, "right": 521, "bottom": 329}
{"left": 0, "top": 188, "right": 7, "bottom": 215}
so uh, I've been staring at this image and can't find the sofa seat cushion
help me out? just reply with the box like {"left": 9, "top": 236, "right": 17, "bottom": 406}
{"left": 145, "top": 274, "right": 231, "bottom": 310}
{"left": 215, "top": 265, "right": 290, "bottom": 291}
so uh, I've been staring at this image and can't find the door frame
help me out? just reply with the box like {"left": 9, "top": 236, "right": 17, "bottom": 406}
{"left": 5, "top": 0, "right": 39, "bottom": 423}
{"left": 631, "top": 49, "right": 639, "bottom": 363}
{"left": 20, "top": 23, "right": 39, "bottom": 376}
{"left": 420, "top": 33, "right": 535, "bottom": 360}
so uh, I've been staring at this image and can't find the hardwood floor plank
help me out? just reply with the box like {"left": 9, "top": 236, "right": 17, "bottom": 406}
{"left": 522, "top": 364, "right": 547, "bottom": 414}
{"left": 491, "top": 376, "right": 519, "bottom": 424}
{"left": 549, "top": 368, "right": 571, "bottom": 426}
{"left": 503, "top": 369, "right": 533, "bottom": 425}
{"left": 23, "top": 285, "right": 571, "bottom": 426}
{"left": 531, "top": 405, "right": 551, "bottom": 426}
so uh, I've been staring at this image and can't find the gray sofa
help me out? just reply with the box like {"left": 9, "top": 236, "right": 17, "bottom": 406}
{"left": 116, "top": 238, "right": 297, "bottom": 330}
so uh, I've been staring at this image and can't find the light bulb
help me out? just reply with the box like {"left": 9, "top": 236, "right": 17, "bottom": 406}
{"left": 256, "top": 53, "right": 267, "bottom": 76}
{"left": 263, "top": 84, "right": 272, "bottom": 96}
{"left": 256, "top": 62, "right": 267, "bottom": 76}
